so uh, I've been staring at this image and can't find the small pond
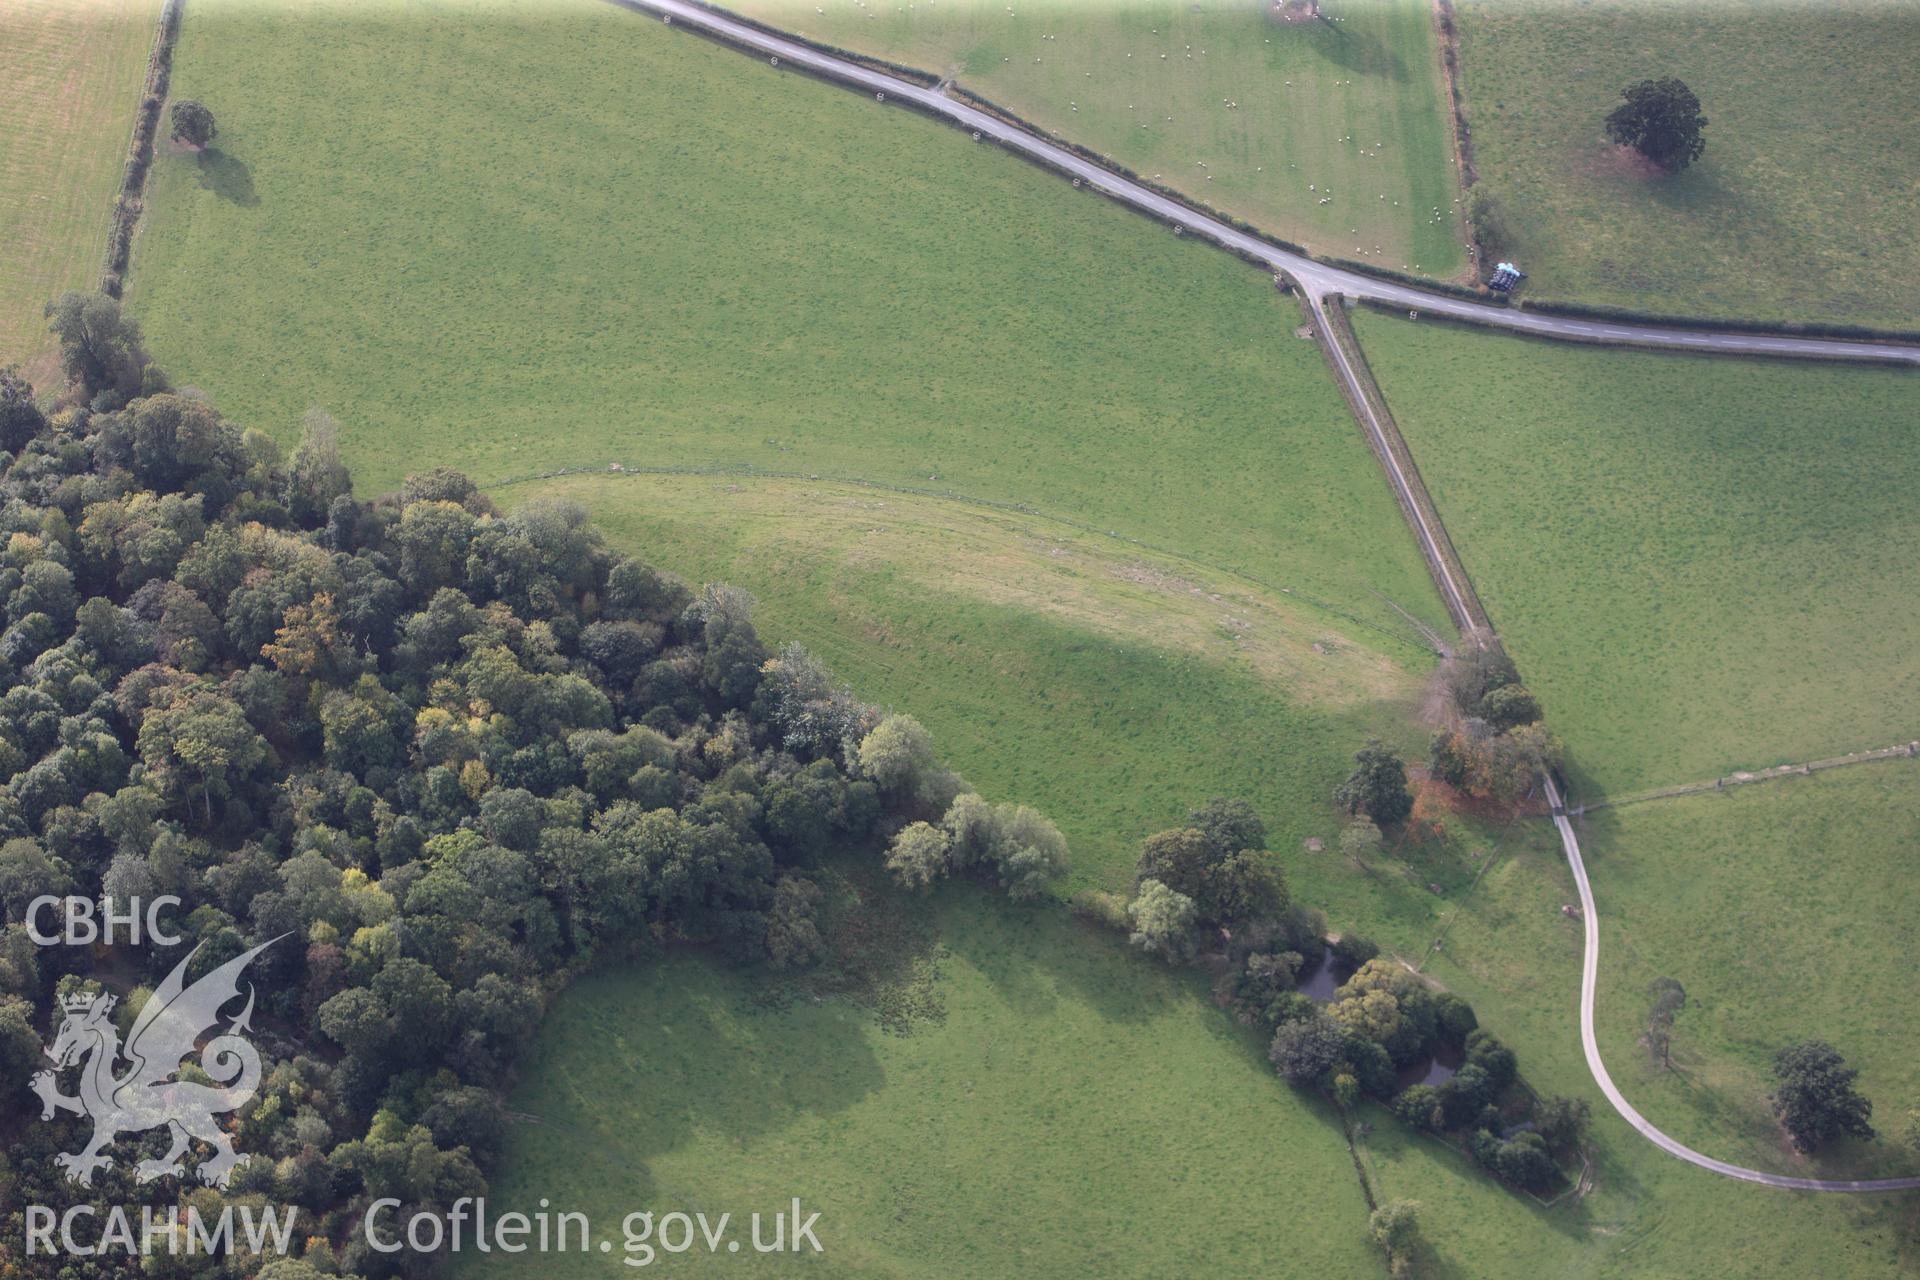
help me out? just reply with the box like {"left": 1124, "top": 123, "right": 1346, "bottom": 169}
{"left": 1296, "top": 950, "right": 1462, "bottom": 1091}
{"left": 1394, "top": 1043, "right": 1463, "bottom": 1092}
{"left": 1296, "top": 950, "right": 1352, "bottom": 1002}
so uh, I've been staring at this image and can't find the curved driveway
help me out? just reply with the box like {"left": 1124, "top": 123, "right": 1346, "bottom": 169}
{"left": 621, "top": 0, "right": 1920, "bottom": 367}
{"left": 622, "top": 0, "right": 1920, "bottom": 1190}
{"left": 1546, "top": 777, "right": 1920, "bottom": 1192}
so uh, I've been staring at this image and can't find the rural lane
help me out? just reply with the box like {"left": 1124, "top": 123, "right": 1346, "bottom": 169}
{"left": 619, "top": 0, "right": 1920, "bottom": 1192}
{"left": 618, "top": 0, "right": 1920, "bottom": 367}
{"left": 1547, "top": 777, "right": 1920, "bottom": 1193}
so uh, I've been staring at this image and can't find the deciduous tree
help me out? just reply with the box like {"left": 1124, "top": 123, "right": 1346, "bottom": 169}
{"left": 170, "top": 99, "right": 217, "bottom": 148}
{"left": 1184, "top": 796, "right": 1266, "bottom": 857}
{"left": 1604, "top": 77, "right": 1707, "bottom": 170}
{"left": 885, "top": 821, "right": 951, "bottom": 892}
{"left": 44, "top": 291, "right": 152, "bottom": 401}
{"left": 0, "top": 368, "right": 44, "bottom": 453}
{"left": 1335, "top": 740, "right": 1413, "bottom": 827}
{"left": 1771, "top": 1040, "right": 1873, "bottom": 1151}
{"left": 1368, "top": 1199, "right": 1422, "bottom": 1279}
{"left": 1646, "top": 976, "right": 1686, "bottom": 1069}
{"left": 1269, "top": 1011, "right": 1347, "bottom": 1086}
{"left": 764, "top": 874, "right": 825, "bottom": 969}
{"left": 1126, "top": 878, "right": 1197, "bottom": 962}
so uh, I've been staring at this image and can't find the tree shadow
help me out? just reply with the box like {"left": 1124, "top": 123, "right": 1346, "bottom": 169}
{"left": 195, "top": 148, "right": 258, "bottom": 207}
{"left": 489, "top": 953, "right": 890, "bottom": 1210}
{"left": 1642, "top": 161, "right": 1750, "bottom": 220}
{"left": 1355, "top": 1101, "right": 1605, "bottom": 1273}
{"left": 1306, "top": 15, "right": 1409, "bottom": 84}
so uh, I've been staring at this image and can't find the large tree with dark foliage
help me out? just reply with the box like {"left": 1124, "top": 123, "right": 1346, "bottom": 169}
{"left": 1334, "top": 739, "right": 1413, "bottom": 828}
{"left": 170, "top": 98, "right": 218, "bottom": 149}
{"left": 1771, "top": 1040, "right": 1874, "bottom": 1152}
{"left": 1605, "top": 77, "right": 1708, "bottom": 171}
{"left": 42, "top": 291, "right": 157, "bottom": 405}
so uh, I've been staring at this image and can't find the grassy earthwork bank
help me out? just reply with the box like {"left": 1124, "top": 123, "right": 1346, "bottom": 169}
{"left": 738, "top": 0, "right": 1468, "bottom": 276}
{"left": 527, "top": 473, "right": 1437, "bottom": 893}
{"left": 1452, "top": 0, "right": 1920, "bottom": 326}
{"left": 508, "top": 470, "right": 1920, "bottom": 1275}
{"left": 131, "top": 0, "right": 1458, "bottom": 894}
{"left": 124, "top": 1, "right": 1920, "bottom": 1276}
{"left": 0, "top": 0, "right": 162, "bottom": 382}
{"left": 1351, "top": 307, "right": 1920, "bottom": 799}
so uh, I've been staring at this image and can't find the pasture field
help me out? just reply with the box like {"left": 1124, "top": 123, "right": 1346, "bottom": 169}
{"left": 451, "top": 812, "right": 1920, "bottom": 1280}
{"left": 1390, "top": 813, "right": 1920, "bottom": 1279}
{"left": 1350, "top": 308, "right": 1920, "bottom": 799}
{"left": 504, "top": 483, "right": 1920, "bottom": 1274}
{"left": 458, "top": 885, "right": 1384, "bottom": 1278}
{"left": 131, "top": 0, "right": 1447, "bottom": 648}
{"left": 0, "top": 0, "right": 161, "bottom": 383}
{"left": 124, "top": 3, "right": 1920, "bottom": 1276}
{"left": 1451, "top": 0, "right": 1920, "bottom": 327}
{"left": 1581, "top": 765, "right": 1920, "bottom": 1181}
{"left": 531, "top": 473, "right": 1437, "bottom": 891}
{"left": 739, "top": 0, "right": 1468, "bottom": 276}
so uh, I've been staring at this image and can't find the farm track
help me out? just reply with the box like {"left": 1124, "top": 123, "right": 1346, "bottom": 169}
{"left": 1549, "top": 777, "right": 1920, "bottom": 1192}
{"left": 614, "top": 0, "right": 1920, "bottom": 1192}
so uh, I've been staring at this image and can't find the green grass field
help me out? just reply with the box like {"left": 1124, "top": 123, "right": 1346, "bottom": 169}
{"left": 1351, "top": 308, "right": 1920, "bottom": 799}
{"left": 1582, "top": 765, "right": 1920, "bottom": 1181}
{"left": 1392, "top": 812, "right": 1920, "bottom": 1278}
{"left": 128, "top": 3, "right": 1920, "bottom": 1274}
{"left": 458, "top": 885, "right": 1384, "bottom": 1278}
{"left": 131, "top": 0, "right": 1446, "bottom": 648}
{"left": 528, "top": 473, "right": 1435, "bottom": 890}
{"left": 452, "top": 814, "right": 1920, "bottom": 1280}
{"left": 1452, "top": 0, "right": 1920, "bottom": 327}
{"left": 739, "top": 0, "right": 1468, "bottom": 277}
{"left": 0, "top": 0, "right": 160, "bottom": 383}
{"left": 130, "top": 0, "right": 1461, "bottom": 895}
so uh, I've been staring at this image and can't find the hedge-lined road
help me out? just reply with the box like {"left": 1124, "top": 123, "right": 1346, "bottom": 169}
{"left": 618, "top": 0, "right": 1920, "bottom": 366}
{"left": 618, "top": 0, "right": 1920, "bottom": 1192}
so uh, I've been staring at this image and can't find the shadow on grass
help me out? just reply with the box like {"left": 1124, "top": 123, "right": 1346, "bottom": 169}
{"left": 196, "top": 148, "right": 259, "bottom": 206}
{"left": 1308, "top": 14, "right": 1409, "bottom": 83}
{"left": 1355, "top": 1101, "right": 1604, "bottom": 1278}
{"left": 494, "top": 953, "right": 890, "bottom": 1206}
{"left": 1643, "top": 161, "right": 1750, "bottom": 220}
{"left": 931, "top": 881, "right": 1154, "bottom": 1026}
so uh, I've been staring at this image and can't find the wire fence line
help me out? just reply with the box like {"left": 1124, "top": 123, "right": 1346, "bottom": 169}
{"left": 1568, "top": 740, "right": 1920, "bottom": 816}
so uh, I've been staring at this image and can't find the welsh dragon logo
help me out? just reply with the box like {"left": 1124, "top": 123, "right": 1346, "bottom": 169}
{"left": 30, "top": 937, "right": 282, "bottom": 1188}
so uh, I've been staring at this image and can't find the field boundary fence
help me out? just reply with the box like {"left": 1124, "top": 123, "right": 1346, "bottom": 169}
{"left": 1569, "top": 740, "right": 1920, "bottom": 816}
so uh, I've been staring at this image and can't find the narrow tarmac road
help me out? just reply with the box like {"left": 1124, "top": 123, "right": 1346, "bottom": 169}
{"left": 620, "top": 0, "right": 1920, "bottom": 367}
